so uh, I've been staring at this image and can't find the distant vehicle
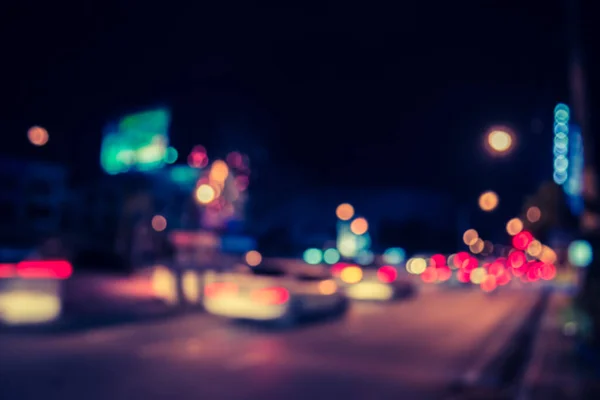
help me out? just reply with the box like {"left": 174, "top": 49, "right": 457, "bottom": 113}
{"left": 202, "top": 262, "right": 348, "bottom": 327}
{"left": 333, "top": 263, "right": 415, "bottom": 301}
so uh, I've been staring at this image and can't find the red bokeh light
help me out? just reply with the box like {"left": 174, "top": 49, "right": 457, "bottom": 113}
{"left": 462, "top": 256, "right": 479, "bottom": 272}
{"left": 481, "top": 275, "right": 497, "bottom": 292}
{"left": 540, "top": 263, "right": 556, "bottom": 281}
{"left": 437, "top": 266, "right": 452, "bottom": 282}
{"left": 512, "top": 231, "right": 533, "bottom": 250}
{"left": 431, "top": 254, "right": 446, "bottom": 268}
{"left": 454, "top": 252, "right": 470, "bottom": 269}
{"left": 456, "top": 268, "right": 471, "bottom": 283}
{"left": 488, "top": 260, "right": 505, "bottom": 277}
{"left": 421, "top": 267, "right": 438, "bottom": 283}
{"left": 508, "top": 251, "right": 526, "bottom": 269}
{"left": 377, "top": 266, "right": 398, "bottom": 283}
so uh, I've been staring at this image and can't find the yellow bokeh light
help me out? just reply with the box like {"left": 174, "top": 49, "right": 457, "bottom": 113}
{"left": 195, "top": 184, "right": 216, "bottom": 204}
{"left": 336, "top": 203, "right": 355, "bottom": 221}
{"left": 409, "top": 258, "right": 427, "bottom": 275}
{"left": 340, "top": 266, "right": 363, "bottom": 284}
{"left": 487, "top": 130, "right": 512, "bottom": 153}
{"left": 209, "top": 160, "right": 229, "bottom": 182}
{"left": 350, "top": 217, "right": 369, "bottom": 235}
{"left": 506, "top": 218, "right": 524, "bottom": 236}
{"left": 152, "top": 266, "right": 178, "bottom": 305}
{"left": 470, "top": 238, "right": 484, "bottom": 254}
{"left": 151, "top": 215, "right": 167, "bottom": 232}
{"left": 28, "top": 126, "right": 49, "bottom": 146}
{"left": 478, "top": 191, "right": 499, "bottom": 212}
{"left": 463, "top": 229, "right": 479, "bottom": 246}
{"left": 539, "top": 245, "right": 557, "bottom": 264}
{"left": 470, "top": 267, "right": 487, "bottom": 284}
{"left": 526, "top": 206, "right": 541, "bottom": 223}
{"left": 182, "top": 270, "right": 200, "bottom": 304}
{"left": 527, "top": 240, "right": 543, "bottom": 257}
{"left": 245, "top": 250, "right": 262, "bottom": 267}
{"left": 318, "top": 279, "right": 337, "bottom": 295}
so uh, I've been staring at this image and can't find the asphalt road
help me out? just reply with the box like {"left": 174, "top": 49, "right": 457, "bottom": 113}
{"left": 0, "top": 287, "right": 539, "bottom": 400}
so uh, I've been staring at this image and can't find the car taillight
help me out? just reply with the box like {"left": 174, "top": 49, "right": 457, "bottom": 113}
{"left": 11, "top": 260, "right": 73, "bottom": 280}
{"left": 204, "top": 282, "right": 238, "bottom": 298}
{"left": 377, "top": 265, "right": 397, "bottom": 283}
{"left": 250, "top": 287, "right": 289, "bottom": 305}
{"left": 0, "top": 263, "right": 16, "bottom": 278}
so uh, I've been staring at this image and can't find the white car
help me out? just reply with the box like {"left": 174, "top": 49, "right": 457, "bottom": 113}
{"left": 203, "top": 264, "right": 348, "bottom": 327}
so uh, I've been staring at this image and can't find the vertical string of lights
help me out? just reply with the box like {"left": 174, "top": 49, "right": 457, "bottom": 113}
{"left": 553, "top": 103, "right": 570, "bottom": 185}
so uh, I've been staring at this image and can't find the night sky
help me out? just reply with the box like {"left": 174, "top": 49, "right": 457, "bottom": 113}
{"left": 3, "top": 0, "right": 598, "bottom": 209}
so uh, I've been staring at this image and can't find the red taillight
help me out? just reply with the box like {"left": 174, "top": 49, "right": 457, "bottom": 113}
{"left": 15, "top": 260, "right": 72, "bottom": 279}
{"left": 204, "top": 282, "right": 238, "bottom": 298}
{"left": 0, "top": 263, "right": 16, "bottom": 278}
{"left": 377, "top": 265, "right": 397, "bottom": 283}
{"left": 251, "top": 287, "right": 289, "bottom": 305}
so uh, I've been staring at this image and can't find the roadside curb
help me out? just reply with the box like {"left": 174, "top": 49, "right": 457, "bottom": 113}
{"left": 447, "top": 288, "right": 551, "bottom": 398}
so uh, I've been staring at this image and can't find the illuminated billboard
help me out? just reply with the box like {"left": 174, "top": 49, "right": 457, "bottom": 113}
{"left": 100, "top": 108, "right": 176, "bottom": 175}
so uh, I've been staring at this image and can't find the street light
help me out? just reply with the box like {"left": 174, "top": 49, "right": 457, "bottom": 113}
{"left": 484, "top": 127, "right": 514, "bottom": 156}
{"left": 28, "top": 126, "right": 49, "bottom": 146}
{"left": 478, "top": 191, "right": 499, "bottom": 212}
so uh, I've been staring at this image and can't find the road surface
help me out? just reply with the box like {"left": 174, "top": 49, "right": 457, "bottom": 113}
{"left": 0, "top": 287, "right": 538, "bottom": 400}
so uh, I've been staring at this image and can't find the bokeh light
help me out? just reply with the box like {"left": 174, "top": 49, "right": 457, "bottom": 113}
{"left": 188, "top": 145, "right": 209, "bottom": 168}
{"left": 526, "top": 240, "right": 543, "bottom": 257}
{"left": 340, "top": 266, "right": 363, "bottom": 284}
{"left": 350, "top": 217, "right": 369, "bottom": 235}
{"left": 245, "top": 250, "right": 262, "bottom": 267}
{"left": 463, "top": 229, "right": 479, "bottom": 246}
{"left": 568, "top": 240, "right": 593, "bottom": 267}
{"left": 356, "top": 249, "right": 374, "bottom": 265}
{"left": 539, "top": 245, "right": 557, "bottom": 264}
{"left": 151, "top": 215, "right": 167, "bottom": 232}
{"left": 506, "top": 218, "right": 524, "bottom": 236}
{"left": 470, "top": 267, "right": 487, "bottom": 284}
{"left": 383, "top": 248, "right": 406, "bottom": 265}
{"left": 165, "top": 147, "right": 178, "bottom": 164}
{"left": 318, "top": 280, "right": 337, "bottom": 295}
{"left": 407, "top": 257, "right": 427, "bottom": 275}
{"left": 209, "top": 160, "right": 229, "bottom": 182}
{"left": 526, "top": 206, "right": 541, "bottom": 223}
{"left": 323, "top": 248, "right": 341, "bottom": 264}
{"left": 487, "top": 129, "right": 513, "bottom": 153}
{"left": 303, "top": 248, "right": 323, "bottom": 265}
{"left": 195, "top": 184, "right": 216, "bottom": 204}
{"left": 513, "top": 231, "right": 533, "bottom": 250}
{"left": 469, "top": 238, "right": 484, "bottom": 254}
{"left": 28, "top": 126, "right": 49, "bottom": 146}
{"left": 336, "top": 203, "right": 355, "bottom": 221}
{"left": 478, "top": 191, "right": 499, "bottom": 212}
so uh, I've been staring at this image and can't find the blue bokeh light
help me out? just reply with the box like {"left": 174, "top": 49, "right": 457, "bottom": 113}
{"left": 383, "top": 247, "right": 406, "bottom": 265}
{"left": 303, "top": 248, "right": 323, "bottom": 265}
{"left": 568, "top": 240, "right": 593, "bottom": 268}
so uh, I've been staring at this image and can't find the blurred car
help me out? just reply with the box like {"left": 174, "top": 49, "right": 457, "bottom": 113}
{"left": 202, "top": 263, "right": 348, "bottom": 327}
{"left": 0, "top": 259, "right": 72, "bottom": 325}
{"left": 333, "top": 263, "right": 415, "bottom": 301}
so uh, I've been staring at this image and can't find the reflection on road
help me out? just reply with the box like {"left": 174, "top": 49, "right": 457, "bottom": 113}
{"left": 0, "top": 288, "right": 538, "bottom": 400}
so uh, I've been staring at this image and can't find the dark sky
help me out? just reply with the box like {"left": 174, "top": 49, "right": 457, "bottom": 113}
{"left": 2, "top": 0, "right": 596, "bottom": 206}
